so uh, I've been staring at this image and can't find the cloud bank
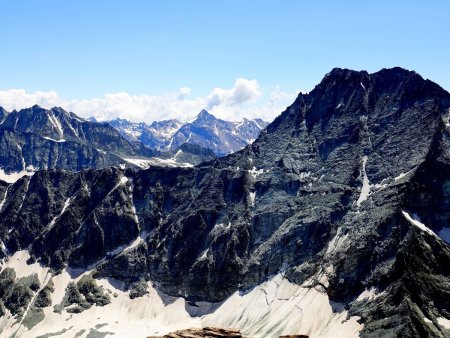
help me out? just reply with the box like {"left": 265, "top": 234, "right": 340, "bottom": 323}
{"left": 0, "top": 79, "right": 298, "bottom": 123}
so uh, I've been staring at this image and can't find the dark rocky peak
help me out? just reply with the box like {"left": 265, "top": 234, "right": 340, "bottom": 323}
{"left": 0, "top": 106, "right": 67, "bottom": 140}
{"left": 270, "top": 67, "right": 450, "bottom": 135}
{"left": 195, "top": 109, "right": 217, "bottom": 124}
{"left": 249, "top": 66, "right": 450, "bottom": 179}
{"left": 31, "top": 104, "right": 45, "bottom": 111}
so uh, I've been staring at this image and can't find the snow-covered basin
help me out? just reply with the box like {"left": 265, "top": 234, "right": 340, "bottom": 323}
{"left": 0, "top": 251, "right": 362, "bottom": 338}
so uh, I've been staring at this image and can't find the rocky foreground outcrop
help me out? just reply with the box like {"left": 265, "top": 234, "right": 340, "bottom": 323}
{"left": 147, "top": 327, "right": 244, "bottom": 338}
{"left": 147, "top": 328, "right": 310, "bottom": 338}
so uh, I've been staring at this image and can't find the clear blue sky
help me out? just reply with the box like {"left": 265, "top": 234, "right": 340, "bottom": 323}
{"left": 0, "top": 0, "right": 449, "bottom": 99}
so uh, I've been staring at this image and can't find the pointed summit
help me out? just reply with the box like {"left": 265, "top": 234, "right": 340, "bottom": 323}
{"left": 30, "top": 104, "right": 45, "bottom": 111}
{"left": 195, "top": 109, "right": 216, "bottom": 123}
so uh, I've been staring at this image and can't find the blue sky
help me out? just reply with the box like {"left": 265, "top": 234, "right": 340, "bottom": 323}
{"left": 0, "top": 1, "right": 449, "bottom": 122}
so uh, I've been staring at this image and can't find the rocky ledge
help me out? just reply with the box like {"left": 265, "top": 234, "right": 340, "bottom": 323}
{"left": 147, "top": 327, "right": 310, "bottom": 338}
{"left": 147, "top": 327, "right": 244, "bottom": 338}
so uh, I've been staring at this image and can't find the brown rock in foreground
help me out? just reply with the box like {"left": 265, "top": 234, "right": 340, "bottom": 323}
{"left": 147, "top": 326, "right": 244, "bottom": 338}
{"left": 147, "top": 327, "right": 310, "bottom": 338}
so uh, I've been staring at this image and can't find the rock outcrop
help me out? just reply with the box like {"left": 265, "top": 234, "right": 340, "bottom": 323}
{"left": 147, "top": 327, "right": 244, "bottom": 338}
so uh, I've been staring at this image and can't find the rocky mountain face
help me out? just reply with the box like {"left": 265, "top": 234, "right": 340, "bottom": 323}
{"left": 157, "top": 143, "right": 216, "bottom": 165}
{"left": 107, "top": 111, "right": 269, "bottom": 156}
{"left": 0, "top": 105, "right": 158, "bottom": 177}
{"left": 108, "top": 118, "right": 184, "bottom": 149}
{"left": 0, "top": 106, "right": 216, "bottom": 180}
{"left": 0, "top": 107, "right": 7, "bottom": 124}
{"left": 1, "top": 68, "right": 450, "bottom": 337}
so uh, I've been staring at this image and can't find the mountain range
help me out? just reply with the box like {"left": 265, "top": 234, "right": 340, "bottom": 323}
{"left": 0, "top": 106, "right": 220, "bottom": 182}
{"left": 1, "top": 68, "right": 450, "bottom": 337}
{"left": 106, "top": 110, "right": 269, "bottom": 156}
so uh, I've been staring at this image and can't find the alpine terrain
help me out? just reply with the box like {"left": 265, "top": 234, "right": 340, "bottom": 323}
{"left": 1, "top": 67, "right": 450, "bottom": 338}
{"left": 107, "top": 110, "right": 269, "bottom": 156}
{"left": 0, "top": 105, "right": 217, "bottom": 183}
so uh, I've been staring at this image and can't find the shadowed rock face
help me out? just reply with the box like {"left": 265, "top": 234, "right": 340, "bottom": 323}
{"left": 158, "top": 143, "right": 217, "bottom": 165}
{"left": 1, "top": 68, "right": 450, "bottom": 337}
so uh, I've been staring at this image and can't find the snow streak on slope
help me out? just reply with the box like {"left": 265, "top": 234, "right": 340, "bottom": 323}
{"left": 123, "top": 157, "right": 193, "bottom": 169}
{"left": 0, "top": 254, "right": 363, "bottom": 338}
{"left": 356, "top": 156, "right": 370, "bottom": 207}
{"left": 402, "top": 211, "right": 438, "bottom": 238}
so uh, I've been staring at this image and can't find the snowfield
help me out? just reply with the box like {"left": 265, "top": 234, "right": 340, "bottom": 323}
{"left": 0, "top": 251, "right": 363, "bottom": 338}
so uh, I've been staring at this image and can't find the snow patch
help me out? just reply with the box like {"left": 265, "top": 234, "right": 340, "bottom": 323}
{"left": 203, "top": 274, "right": 362, "bottom": 338}
{"left": 0, "top": 166, "right": 36, "bottom": 183}
{"left": 213, "top": 222, "right": 231, "bottom": 231}
{"left": 0, "top": 251, "right": 50, "bottom": 284}
{"left": 66, "top": 121, "right": 79, "bottom": 138}
{"left": 43, "top": 136, "right": 66, "bottom": 142}
{"left": 0, "top": 272, "right": 363, "bottom": 338}
{"left": 173, "top": 150, "right": 183, "bottom": 160}
{"left": 402, "top": 211, "right": 438, "bottom": 238}
{"left": 123, "top": 157, "right": 193, "bottom": 169}
{"left": 107, "top": 232, "right": 149, "bottom": 257}
{"left": 47, "top": 111, "right": 64, "bottom": 137}
{"left": 356, "top": 156, "right": 370, "bottom": 207}
{"left": 437, "top": 317, "right": 450, "bottom": 329}
{"left": 253, "top": 120, "right": 264, "bottom": 130}
{"left": 326, "top": 227, "right": 349, "bottom": 254}
{"left": 0, "top": 186, "right": 9, "bottom": 212}
{"left": 249, "top": 191, "right": 256, "bottom": 207}
{"left": 186, "top": 132, "right": 193, "bottom": 143}
{"left": 356, "top": 287, "right": 380, "bottom": 301}
{"left": 249, "top": 166, "right": 264, "bottom": 179}
{"left": 299, "top": 171, "right": 311, "bottom": 180}
{"left": 46, "top": 198, "right": 72, "bottom": 231}
{"left": 394, "top": 168, "right": 414, "bottom": 181}
{"left": 198, "top": 249, "right": 209, "bottom": 261}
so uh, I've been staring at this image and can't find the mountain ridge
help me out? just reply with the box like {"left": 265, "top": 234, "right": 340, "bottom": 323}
{"left": 107, "top": 110, "right": 269, "bottom": 156}
{"left": 1, "top": 67, "right": 450, "bottom": 337}
{"left": 0, "top": 106, "right": 218, "bottom": 179}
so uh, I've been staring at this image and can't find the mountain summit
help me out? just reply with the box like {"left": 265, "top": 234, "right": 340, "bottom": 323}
{"left": 1, "top": 68, "right": 450, "bottom": 337}
{"left": 108, "top": 111, "right": 269, "bottom": 156}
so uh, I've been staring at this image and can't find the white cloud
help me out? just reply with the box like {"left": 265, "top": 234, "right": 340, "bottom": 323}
{"left": 0, "top": 79, "right": 298, "bottom": 124}
{"left": 206, "top": 78, "right": 262, "bottom": 109}
{"left": 179, "top": 87, "right": 191, "bottom": 96}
